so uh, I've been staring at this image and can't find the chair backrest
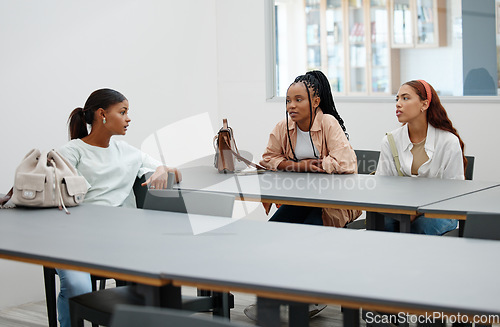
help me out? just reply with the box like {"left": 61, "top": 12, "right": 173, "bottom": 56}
{"left": 463, "top": 213, "right": 500, "bottom": 240}
{"left": 465, "top": 156, "right": 474, "bottom": 181}
{"left": 354, "top": 149, "right": 380, "bottom": 175}
{"left": 354, "top": 150, "right": 475, "bottom": 180}
{"left": 133, "top": 176, "right": 148, "bottom": 209}
{"left": 143, "top": 189, "right": 235, "bottom": 217}
{"left": 133, "top": 172, "right": 157, "bottom": 209}
{"left": 110, "top": 304, "right": 251, "bottom": 327}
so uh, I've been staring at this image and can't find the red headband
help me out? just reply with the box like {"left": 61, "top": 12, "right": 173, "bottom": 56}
{"left": 417, "top": 79, "right": 432, "bottom": 105}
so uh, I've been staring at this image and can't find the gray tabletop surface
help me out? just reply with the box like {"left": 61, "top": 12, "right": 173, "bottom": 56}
{"left": 176, "top": 165, "right": 499, "bottom": 213}
{"left": 419, "top": 184, "right": 500, "bottom": 216}
{"left": 1, "top": 204, "right": 500, "bottom": 317}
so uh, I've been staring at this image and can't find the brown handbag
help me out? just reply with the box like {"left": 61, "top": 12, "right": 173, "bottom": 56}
{"left": 213, "top": 119, "right": 266, "bottom": 174}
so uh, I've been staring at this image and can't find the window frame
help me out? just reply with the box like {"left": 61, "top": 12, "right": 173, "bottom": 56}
{"left": 265, "top": 0, "right": 500, "bottom": 102}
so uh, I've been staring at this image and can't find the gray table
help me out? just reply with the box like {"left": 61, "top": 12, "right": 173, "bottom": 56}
{"left": 198, "top": 218, "right": 500, "bottom": 325}
{"left": 419, "top": 184, "right": 500, "bottom": 219}
{"left": 176, "top": 165, "right": 499, "bottom": 231}
{"left": 2, "top": 205, "right": 500, "bottom": 326}
{"left": 5, "top": 204, "right": 500, "bottom": 325}
{"left": 0, "top": 205, "right": 186, "bottom": 307}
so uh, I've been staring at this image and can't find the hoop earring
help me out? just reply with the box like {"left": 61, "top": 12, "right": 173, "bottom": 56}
{"left": 103, "top": 118, "right": 106, "bottom": 124}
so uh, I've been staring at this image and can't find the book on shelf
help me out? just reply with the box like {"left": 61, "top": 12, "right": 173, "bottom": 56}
{"left": 371, "top": 21, "right": 376, "bottom": 42}
{"left": 349, "top": 22, "right": 365, "bottom": 43}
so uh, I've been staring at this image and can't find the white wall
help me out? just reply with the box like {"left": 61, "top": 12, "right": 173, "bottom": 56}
{"left": 0, "top": 0, "right": 219, "bottom": 309}
{"left": 0, "top": 0, "right": 499, "bottom": 309}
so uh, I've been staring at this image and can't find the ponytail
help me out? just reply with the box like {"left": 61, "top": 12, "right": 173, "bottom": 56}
{"left": 67, "top": 88, "right": 127, "bottom": 140}
{"left": 68, "top": 107, "right": 89, "bottom": 140}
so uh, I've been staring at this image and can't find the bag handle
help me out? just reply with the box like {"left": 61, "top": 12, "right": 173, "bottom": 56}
{"left": 213, "top": 120, "right": 238, "bottom": 154}
{"left": 386, "top": 132, "right": 404, "bottom": 177}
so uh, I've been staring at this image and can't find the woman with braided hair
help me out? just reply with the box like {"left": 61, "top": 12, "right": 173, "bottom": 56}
{"left": 259, "top": 70, "right": 361, "bottom": 227}
{"left": 244, "top": 71, "right": 361, "bottom": 321}
{"left": 376, "top": 80, "right": 467, "bottom": 235}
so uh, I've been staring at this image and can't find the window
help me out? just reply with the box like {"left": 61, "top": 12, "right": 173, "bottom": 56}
{"left": 269, "top": 0, "right": 500, "bottom": 98}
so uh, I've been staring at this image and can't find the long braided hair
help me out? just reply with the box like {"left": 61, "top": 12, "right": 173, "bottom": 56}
{"left": 286, "top": 70, "right": 348, "bottom": 161}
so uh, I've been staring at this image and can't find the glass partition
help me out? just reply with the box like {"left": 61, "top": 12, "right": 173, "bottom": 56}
{"left": 306, "top": 0, "right": 322, "bottom": 70}
{"left": 370, "top": 0, "right": 389, "bottom": 93}
{"left": 326, "top": 0, "right": 345, "bottom": 93}
{"left": 348, "top": 0, "right": 366, "bottom": 93}
{"left": 392, "top": 0, "right": 412, "bottom": 47}
{"left": 271, "top": 0, "right": 500, "bottom": 97}
{"left": 416, "top": 0, "right": 437, "bottom": 46}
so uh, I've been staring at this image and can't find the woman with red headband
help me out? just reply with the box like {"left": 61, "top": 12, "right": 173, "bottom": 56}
{"left": 376, "top": 80, "right": 467, "bottom": 235}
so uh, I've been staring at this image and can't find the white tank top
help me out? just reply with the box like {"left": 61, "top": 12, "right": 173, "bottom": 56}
{"left": 294, "top": 127, "right": 319, "bottom": 160}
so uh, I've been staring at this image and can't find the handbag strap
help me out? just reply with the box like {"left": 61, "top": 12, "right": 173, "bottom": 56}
{"left": 226, "top": 125, "right": 241, "bottom": 157}
{"left": 0, "top": 187, "right": 13, "bottom": 207}
{"left": 386, "top": 132, "right": 404, "bottom": 177}
{"left": 219, "top": 135, "right": 267, "bottom": 171}
{"left": 48, "top": 158, "right": 70, "bottom": 214}
{"left": 215, "top": 119, "right": 267, "bottom": 171}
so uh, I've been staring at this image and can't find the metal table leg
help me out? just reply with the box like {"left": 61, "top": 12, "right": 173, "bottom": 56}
{"left": 256, "top": 297, "right": 310, "bottom": 327}
{"left": 256, "top": 297, "right": 281, "bottom": 327}
{"left": 366, "top": 211, "right": 385, "bottom": 231}
{"left": 135, "top": 283, "right": 182, "bottom": 308}
{"left": 397, "top": 214, "right": 411, "bottom": 233}
{"left": 288, "top": 302, "right": 309, "bottom": 327}
{"left": 341, "top": 307, "right": 360, "bottom": 327}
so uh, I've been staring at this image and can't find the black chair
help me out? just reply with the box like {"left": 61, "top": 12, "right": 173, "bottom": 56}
{"left": 44, "top": 268, "right": 120, "bottom": 327}
{"left": 464, "top": 156, "right": 475, "bottom": 181}
{"left": 345, "top": 150, "right": 381, "bottom": 230}
{"left": 442, "top": 156, "right": 475, "bottom": 237}
{"left": 68, "top": 188, "right": 236, "bottom": 327}
{"left": 353, "top": 151, "right": 474, "bottom": 180}
{"left": 354, "top": 149, "right": 380, "bottom": 175}
{"left": 44, "top": 175, "right": 151, "bottom": 327}
{"left": 463, "top": 213, "right": 500, "bottom": 241}
{"left": 110, "top": 305, "right": 254, "bottom": 327}
{"left": 132, "top": 173, "right": 151, "bottom": 209}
